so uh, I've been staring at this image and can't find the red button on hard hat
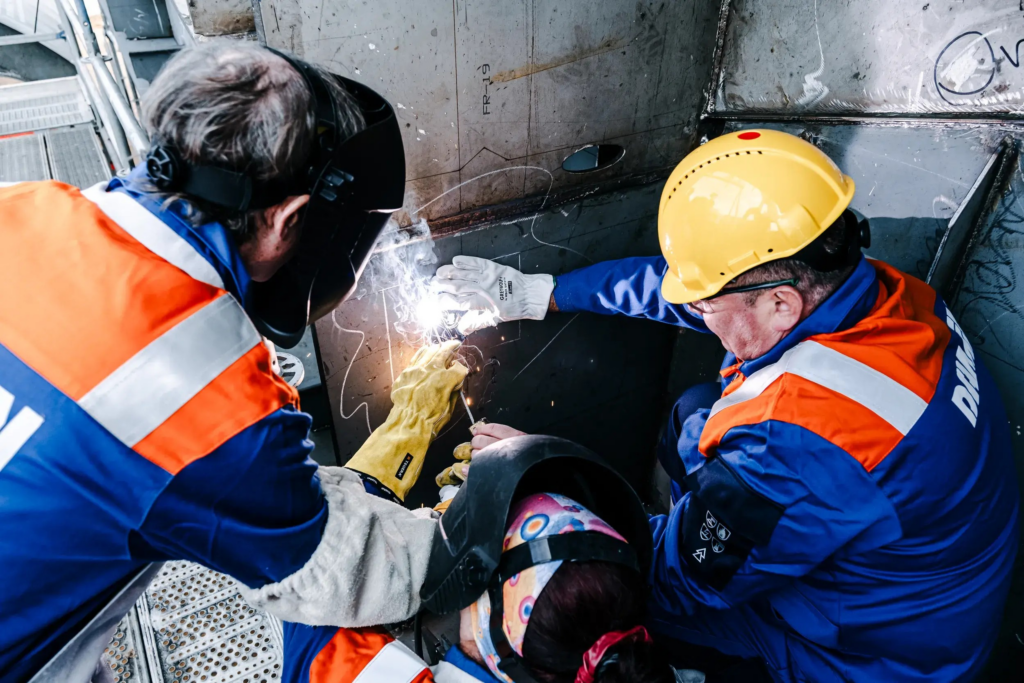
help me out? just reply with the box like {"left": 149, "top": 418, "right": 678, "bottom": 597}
{"left": 738, "top": 131, "right": 761, "bottom": 140}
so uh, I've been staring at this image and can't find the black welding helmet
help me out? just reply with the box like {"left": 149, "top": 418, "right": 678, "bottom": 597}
{"left": 420, "top": 435, "right": 653, "bottom": 681}
{"left": 421, "top": 433, "right": 652, "bottom": 604}
{"left": 145, "top": 49, "right": 405, "bottom": 347}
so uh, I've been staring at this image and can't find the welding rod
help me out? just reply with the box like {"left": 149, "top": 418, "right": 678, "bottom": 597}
{"left": 460, "top": 389, "right": 475, "bottom": 425}
{"left": 431, "top": 325, "right": 476, "bottom": 425}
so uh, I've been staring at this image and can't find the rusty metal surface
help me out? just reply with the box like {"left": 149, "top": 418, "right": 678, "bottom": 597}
{"left": 717, "top": 0, "right": 1024, "bottom": 117}
{"left": 255, "top": 0, "right": 720, "bottom": 226}
{"left": 188, "top": 0, "right": 255, "bottom": 36}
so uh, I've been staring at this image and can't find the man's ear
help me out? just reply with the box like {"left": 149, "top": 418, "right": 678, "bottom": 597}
{"left": 270, "top": 194, "right": 310, "bottom": 241}
{"left": 770, "top": 286, "right": 804, "bottom": 333}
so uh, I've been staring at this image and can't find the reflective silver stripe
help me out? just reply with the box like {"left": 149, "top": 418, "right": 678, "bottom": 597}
{"left": 78, "top": 294, "right": 260, "bottom": 447}
{"left": 709, "top": 360, "right": 789, "bottom": 419}
{"left": 352, "top": 641, "right": 427, "bottom": 683}
{"left": 80, "top": 183, "right": 225, "bottom": 290}
{"left": 710, "top": 341, "right": 928, "bottom": 436}
{"left": 432, "top": 662, "right": 480, "bottom": 683}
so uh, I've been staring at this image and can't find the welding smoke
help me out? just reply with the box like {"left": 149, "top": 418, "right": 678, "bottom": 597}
{"left": 353, "top": 217, "right": 456, "bottom": 345}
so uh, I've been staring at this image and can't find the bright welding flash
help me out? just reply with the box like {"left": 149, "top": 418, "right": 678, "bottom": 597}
{"left": 415, "top": 295, "right": 446, "bottom": 330}
{"left": 416, "top": 293, "right": 469, "bottom": 341}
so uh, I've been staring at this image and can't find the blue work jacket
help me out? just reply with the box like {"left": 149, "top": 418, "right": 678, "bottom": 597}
{"left": 0, "top": 170, "right": 327, "bottom": 682}
{"left": 555, "top": 255, "right": 1019, "bottom": 682}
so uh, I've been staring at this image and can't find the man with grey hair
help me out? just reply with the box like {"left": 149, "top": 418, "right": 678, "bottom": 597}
{"left": 0, "top": 41, "right": 454, "bottom": 682}
{"left": 435, "top": 129, "right": 1018, "bottom": 682}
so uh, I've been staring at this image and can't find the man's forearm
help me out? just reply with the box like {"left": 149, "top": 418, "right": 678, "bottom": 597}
{"left": 547, "top": 258, "right": 704, "bottom": 328}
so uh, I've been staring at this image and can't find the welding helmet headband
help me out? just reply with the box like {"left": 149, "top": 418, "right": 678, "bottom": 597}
{"left": 144, "top": 48, "right": 406, "bottom": 347}
{"left": 420, "top": 434, "right": 652, "bottom": 608}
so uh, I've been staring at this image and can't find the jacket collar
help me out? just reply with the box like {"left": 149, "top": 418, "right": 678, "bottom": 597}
{"left": 106, "top": 167, "right": 253, "bottom": 307}
{"left": 723, "top": 256, "right": 880, "bottom": 385}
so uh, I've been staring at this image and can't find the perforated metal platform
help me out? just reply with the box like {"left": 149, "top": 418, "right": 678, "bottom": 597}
{"left": 0, "top": 77, "right": 93, "bottom": 136}
{"left": 0, "top": 132, "right": 49, "bottom": 182}
{"left": 45, "top": 125, "right": 111, "bottom": 188}
{"left": 104, "top": 562, "right": 284, "bottom": 683}
{"left": 0, "top": 124, "right": 110, "bottom": 186}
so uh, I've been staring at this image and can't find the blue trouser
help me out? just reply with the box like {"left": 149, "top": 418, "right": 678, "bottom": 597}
{"left": 651, "top": 600, "right": 795, "bottom": 683}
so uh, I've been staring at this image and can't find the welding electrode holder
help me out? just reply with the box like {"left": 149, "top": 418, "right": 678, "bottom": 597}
{"left": 439, "top": 310, "right": 467, "bottom": 341}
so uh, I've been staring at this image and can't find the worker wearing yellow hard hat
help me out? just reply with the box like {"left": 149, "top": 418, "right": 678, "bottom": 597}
{"left": 432, "top": 129, "right": 1018, "bottom": 682}
{"left": 656, "top": 128, "right": 856, "bottom": 303}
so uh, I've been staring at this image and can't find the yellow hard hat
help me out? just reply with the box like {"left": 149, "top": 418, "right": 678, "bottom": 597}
{"left": 658, "top": 129, "right": 855, "bottom": 304}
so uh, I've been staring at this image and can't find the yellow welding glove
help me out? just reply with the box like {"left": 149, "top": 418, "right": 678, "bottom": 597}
{"left": 344, "top": 340, "right": 469, "bottom": 501}
{"left": 434, "top": 440, "right": 475, "bottom": 488}
{"left": 434, "top": 422, "right": 527, "bottom": 490}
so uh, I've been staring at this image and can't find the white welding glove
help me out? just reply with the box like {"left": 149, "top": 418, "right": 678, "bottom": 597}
{"left": 431, "top": 256, "right": 555, "bottom": 335}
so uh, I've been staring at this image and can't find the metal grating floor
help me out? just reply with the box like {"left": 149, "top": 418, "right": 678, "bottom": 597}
{"left": 104, "top": 562, "right": 284, "bottom": 683}
{"left": 0, "top": 77, "right": 93, "bottom": 136}
{"left": 0, "top": 125, "right": 109, "bottom": 187}
{"left": 45, "top": 126, "right": 111, "bottom": 188}
{"left": 0, "top": 133, "right": 49, "bottom": 182}
{"left": 104, "top": 613, "right": 147, "bottom": 682}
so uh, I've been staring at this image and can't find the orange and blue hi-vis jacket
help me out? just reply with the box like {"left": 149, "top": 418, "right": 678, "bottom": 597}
{"left": 0, "top": 174, "right": 329, "bottom": 682}
{"left": 281, "top": 622, "right": 499, "bottom": 683}
{"left": 554, "top": 256, "right": 1020, "bottom": 682}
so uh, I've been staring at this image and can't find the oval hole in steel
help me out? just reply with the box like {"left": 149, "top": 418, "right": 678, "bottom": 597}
{"left": 561, "top": 144, "right": 625, "bottom": 173}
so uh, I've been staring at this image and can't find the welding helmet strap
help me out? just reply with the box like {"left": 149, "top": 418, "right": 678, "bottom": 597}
{"left": 496, "top": 533, "right": 639, "bottom": 585}
{"left": 144, "top": 50, "right": 337, "bottom": 215}
{"left": 489, "top": 582, "right": 540, "bottom": 683}
{"left": 241, "top": 52, "right": 345, "bottom": 345}
{"left": 267, "top": 47, "right": 339, "bottom": 154}
{"left": 420, "top": 436, "right": 654, "bottom": 616}
{"left": 487, "top": 533, "right": 640, "bottom": 682}
{"left": 145, "top": 142, "right": 293, "bottom": 213}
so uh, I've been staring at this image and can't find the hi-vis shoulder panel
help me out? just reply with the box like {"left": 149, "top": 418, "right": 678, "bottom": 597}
{"left": 310, "top": 628, "right": 431, "bottom": 683}
{"left": 0, "top": 181, "right": 298, "bottom": 474}
{"left": 700, "top": 261, "right": 950, "bottom": 472}
{"left": 81, "top": 184, "right": 225, "bottom": 289}
{"left": 77, "top": 294, "right": 259, "bottom": 447}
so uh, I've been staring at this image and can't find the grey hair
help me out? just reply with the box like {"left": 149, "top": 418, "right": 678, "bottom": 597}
{"left": 735, "top": 211, "right": 858, "bottom": 312}
{"left": 140, "top": 41, "right": 365, "bottom": 240}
